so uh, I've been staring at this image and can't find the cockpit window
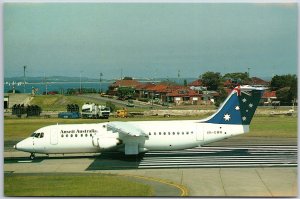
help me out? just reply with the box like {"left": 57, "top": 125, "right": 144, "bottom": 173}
{"left": 34, "top": 133, "right": 40, "bottom": 138}
{"left": 31, "top": 133, "right": 36, "bottom": 137}
{"left": 40, "top": 133, "right": 44, "bottom": 138}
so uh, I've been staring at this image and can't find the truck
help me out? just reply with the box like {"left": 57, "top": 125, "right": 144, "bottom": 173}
{"left": 81, "top": 103, "right": 110, "bottom": 119}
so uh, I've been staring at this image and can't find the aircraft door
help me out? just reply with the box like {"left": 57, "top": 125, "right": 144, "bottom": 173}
{"left": 196, "top": 124, "right": 204, "bottom": 141}
{"left": 50, "top": 128, "right": 58, "bottom": 145}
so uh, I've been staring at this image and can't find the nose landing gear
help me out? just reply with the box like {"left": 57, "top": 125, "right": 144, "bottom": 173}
{"left": 30, "top": 153, "right": 35, "bottom": 160}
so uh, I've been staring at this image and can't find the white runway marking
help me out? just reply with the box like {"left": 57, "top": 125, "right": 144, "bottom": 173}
{"left": 17, "top": 160, "right": 33, "bottom": 163}
{"left": 138, "top": 145, "right": 297, "bottom": 169}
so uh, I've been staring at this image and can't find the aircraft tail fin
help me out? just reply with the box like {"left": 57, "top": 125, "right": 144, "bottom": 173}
{"left": 203, "top": 85, "right": 265, "bottom": 125}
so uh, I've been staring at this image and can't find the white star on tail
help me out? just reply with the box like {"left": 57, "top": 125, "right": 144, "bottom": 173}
{"left": 223, "top": 114, "right": 231, "bottom": 121}
{"left": 242, "top": 116, "right": 247, "bottom": 121}
{"left": 242, "top": 98, "right": 247, "bottom": 103}
{"left": 249, "top": 103, "right": 253, "bottom": 108}
{"left": 235, "top": 106, "right": 240, "bottom": 111}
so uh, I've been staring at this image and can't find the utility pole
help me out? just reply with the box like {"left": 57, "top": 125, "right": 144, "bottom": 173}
{"left": 247, "top": 67, "right": 251, "bottom": 78}
{"left": 80, "top": 71, "right": 82, "bottom": 94}
{"left": 99, "top": 72, "right": 103, "bottom": 93}
{"left": 23, "top": 65, "right": 27, "bottom": 93}
{"left": 178, "top": 70, "right": 180, "bottom": 85}
{"left": 44, "top": 72, "right": 48, "bottom": 95}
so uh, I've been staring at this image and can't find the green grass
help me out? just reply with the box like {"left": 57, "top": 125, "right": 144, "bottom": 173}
{"left": 4, "top": 173, "right": 153, "bottom": 196}
{"left": 247, "top": 115, "right": 297, "bottom": 138}
{"left": 31, "top": 95, "right": 109, "bottom": 111}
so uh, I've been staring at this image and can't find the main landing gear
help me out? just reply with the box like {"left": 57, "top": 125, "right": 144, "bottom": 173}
{"left": 30, "top": 153, "right": 35, "bottom": 160}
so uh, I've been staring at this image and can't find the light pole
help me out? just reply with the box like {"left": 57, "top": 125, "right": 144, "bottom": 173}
{"left": 44, "top": 72, "right": 48, "bottom": 95}
{"left": 99, "top": 72, "right": 103, "bottom": 94}
{"left": 80, "top": 71, "right": 82, "bottom": 93}
{"left": 23, "top": 65, "right": 27, "bottom": 93}
{"left": 247, "top": 67, "right": 251, "bottom": 78}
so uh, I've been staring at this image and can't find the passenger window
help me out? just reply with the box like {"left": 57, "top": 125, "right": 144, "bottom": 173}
{"left": 90, "top": 134, "right": 92, "bottom": 137}
{"left": 149, "top": 132, "right": 151, "bottom": 135}
{"left": 154, "top": 132, "right": 156, "bottom": 135}
{"left": 81, "top": 134, "right": 83, "bottom": 137}
{"left": 75, "top": 134, "right": 78, "bottom": 137}
{"left": 159, "top": 132, "right": 161, "bottom": 135}
{"left": 40, "top": 133, "right": 44, "bottom": 138}
{"left": 172, "top": 132, "right": 175, "bottom": 135}
{"left": 187, "top": 132, "right": 189, "bottom": 135}
{"left": 191, "top": 131, "right": 193, "bottom": 134}
{"left": 168, "top": 132, "right": 170, "bottom": 135}
{"left": 61, "top": 134, "right": 64, "bottom": 138}
{"left": 71, "top": 134, "right": 73, "bottom": 137}
{"left": 66, "top": 134, "right": 68, "bottom": 137}
{"left": 85, "top": 134, "right": 88, "bottom": 137}
{"left": 177, "top": 132, "right": 180, "bottom": 135}
{"left": 163, "top": 132, "right": 166, "bottom": 135}
{"left": 182, "top": 132, "right": 184, "bottom": 135}
{"left": 34, "top": 133, "right": 40, "bottom": 138}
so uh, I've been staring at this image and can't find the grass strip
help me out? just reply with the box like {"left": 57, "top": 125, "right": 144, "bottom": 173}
{"left": 4, "top": 173, "right": 153, "bottom": 196}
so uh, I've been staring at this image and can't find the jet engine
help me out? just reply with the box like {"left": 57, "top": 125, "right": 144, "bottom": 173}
{"left": 92, "top": 136, "right": 122, "bottom": 150}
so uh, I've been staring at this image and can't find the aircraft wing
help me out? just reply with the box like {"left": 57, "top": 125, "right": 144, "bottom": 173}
{"left": 107, "top": 122, "right": 148, "bottom": 137}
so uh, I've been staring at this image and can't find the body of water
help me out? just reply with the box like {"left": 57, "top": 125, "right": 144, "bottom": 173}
{"left": 4, "top": 82, "right": 111, "bottom": 94}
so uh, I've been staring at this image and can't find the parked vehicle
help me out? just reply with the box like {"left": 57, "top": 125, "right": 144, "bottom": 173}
{"left": 115, "top": 109, "right": 129, "bottom": 118}
{"left": 126, "top": 100, "right": 135, "bottom": 107}
{"left": 58, "top": 112, "right": 81, "bottom": 119}
{"left": 81, "top": 103, "right": 110, "bottom": 119}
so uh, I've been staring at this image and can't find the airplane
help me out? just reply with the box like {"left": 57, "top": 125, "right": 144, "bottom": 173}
{"left": 14, "top": 85, "right": 264, "bottom": 160}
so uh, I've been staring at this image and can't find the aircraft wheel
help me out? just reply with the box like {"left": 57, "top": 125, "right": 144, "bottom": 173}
{"left": 30, "top": 153, "right": 35, "bottom": 160}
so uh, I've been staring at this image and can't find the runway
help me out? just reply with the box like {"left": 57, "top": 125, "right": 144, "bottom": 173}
{"left": 5, "top": 144, "right": 297, "bottom": 170}
{"left": 88, "top": 144, "right": 297, "bottom": 170}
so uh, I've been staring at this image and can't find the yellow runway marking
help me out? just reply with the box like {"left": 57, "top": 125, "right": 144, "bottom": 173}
{"left": 107, "top": 173, "right": 189, "bottom": 196}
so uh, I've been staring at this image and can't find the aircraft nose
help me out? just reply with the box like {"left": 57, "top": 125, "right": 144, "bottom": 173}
{"left": 15, "top": 138, "right": 34, "bottom": 152}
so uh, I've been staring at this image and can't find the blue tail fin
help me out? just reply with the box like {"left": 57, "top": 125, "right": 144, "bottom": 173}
{"left": 204, "top": 86, "right": 264, "bottom": 125}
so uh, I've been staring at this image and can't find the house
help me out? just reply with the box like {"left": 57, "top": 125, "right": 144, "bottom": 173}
{"left": 250, "top": 77, "right": 270, "bottom": 87}
{"left": 201, "top": 90, "right": 219, "bottom": 105}
{"left": 261, "top": 91, "right": 277, "bottom": 105}
{"left": 166, "top": 88, "right": 202, "bottom": 105}
{"left": 188, "top": 79, "right": 206, "bottom": 91}
{"left": 135, "top": 83, "right": 156, "bottom": 99}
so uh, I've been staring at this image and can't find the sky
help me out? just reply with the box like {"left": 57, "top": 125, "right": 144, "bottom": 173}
{"left": 3, "top": 3, "right": 298, "bottom": 79}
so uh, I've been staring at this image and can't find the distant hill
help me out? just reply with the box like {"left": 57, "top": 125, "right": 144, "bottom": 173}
{"left": 4, "top": 76, "right": 272, "bottom": 84}
{"left": 4, "top": 76, "right": 107, "bottom": 83}
{"left": 4, "top": 76, "right": 197, "bottom": 84}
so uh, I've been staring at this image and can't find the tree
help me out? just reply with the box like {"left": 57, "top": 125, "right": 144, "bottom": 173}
{"left": 200, "top": 71, "right": 221, "bottom": 91}
{"left": 223, "top": 72, "right": 251, "bottom": 85}
{"left": 183, "top": 79, "right": 187, "bottom": 87}
{"left": 270, "top": 74, "right": 296, "bottom": 91}
{"left": 117, "top": 87, "right": 135, "bottom": 98}
{"left": 270, "top": 74, "right": 297, "bottom": 105}
{"left": 288, "top": 76, "right": 297, "bottom": 103}
{"left": 276, "top": 87, "right": 291, "bottom": 105}
{"left": 123, "top": 77, "right": 133, "bottom": 80}
{"left": 106, "top": 101, "right": 117, "bottom": 112}
{"left": 214, "top": 87, "right": 228, "bottom": 107}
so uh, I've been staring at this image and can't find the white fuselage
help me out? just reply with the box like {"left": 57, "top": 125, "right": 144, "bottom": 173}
{"left": 15, "top": 120, "right": 249, "bottom": 155}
